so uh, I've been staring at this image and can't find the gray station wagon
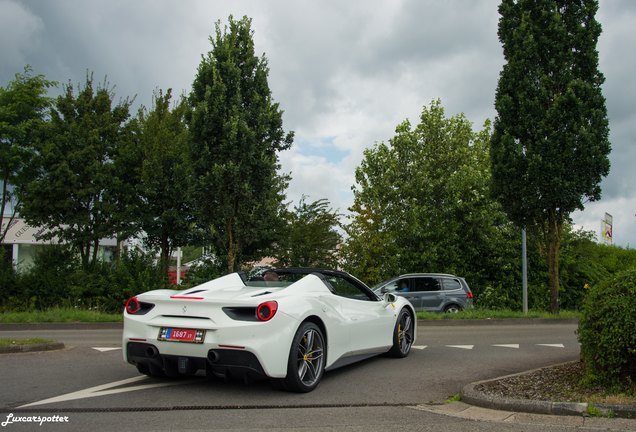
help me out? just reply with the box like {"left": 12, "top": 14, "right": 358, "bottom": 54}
{"left": 372, "top": 273, "right": 473, "bottom": 313}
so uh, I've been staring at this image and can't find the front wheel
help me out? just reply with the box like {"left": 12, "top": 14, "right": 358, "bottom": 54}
{"left": 387, "top": 308, "right": 414, "bottom": 358}
{"left": 280, "top": 322, "right": 326, "bottom": 392}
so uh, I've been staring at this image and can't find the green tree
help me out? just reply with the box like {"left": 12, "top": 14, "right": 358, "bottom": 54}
{"left": 137, "top": 89, "right": 192, "bottom": 275}
{"left": 491, "top": 0, "right": 611, "bottom": 313}
{"left": 274, "top": 196, "right": 342, "bottom": 268}
{"left": 18, "top": 74, "right": 136, "bottom": 267}
{"left": 187, "top": 16, "right": 293, "bottom": 273}
{"left": 0, "top": 66, "right": 55, "bottom": 243}
{"left": 344, "top": 100, "right": 517, "bottom": 292}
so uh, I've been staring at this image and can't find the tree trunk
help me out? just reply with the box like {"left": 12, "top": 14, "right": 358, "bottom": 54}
{"left": 546, "top": 211, "right": 562, "bottom": 314}
{"left": 91, "top": 238, "right": 99, "bottom": 265}
{"left": 160, "top": 228, "right": 170, "bottom": 277}
{"left": 80, "top": 242, "right": 89, "bottom": 268}
{"left": 226, "top": 219, "right": 237, "bottom": 274}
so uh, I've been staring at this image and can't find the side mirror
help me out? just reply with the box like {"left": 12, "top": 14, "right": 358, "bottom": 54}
{"left": 383, "top": 292, "right": 397, "bottom": 303}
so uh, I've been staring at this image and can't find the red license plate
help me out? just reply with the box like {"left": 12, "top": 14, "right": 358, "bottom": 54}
{"left": 158, "top": 327, "right": 205, "bottom": 343}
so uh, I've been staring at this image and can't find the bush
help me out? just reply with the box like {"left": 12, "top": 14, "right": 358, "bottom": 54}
{"left": 2, "top": 246, "right": 168, "bottom": 313}
{"left": 476, "top": 284, "right": 519, "bottom": 310}
{"left": 15, "top": 245, "right": 78, "bottom": 311}
{"left": 180, "top": 257, "right": 223, "bottom": 288}
{"left": 578, "top": 269, "right": 636, "bottom": 390}
{"left": 0, "top": 248, "right": 19, "bottom": 310}
{"left": 67, "top": 249, "right": 168, "bottom": 312}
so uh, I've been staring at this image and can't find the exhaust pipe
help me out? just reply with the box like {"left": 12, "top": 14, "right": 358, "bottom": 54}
{"left": 207, "top": 350, "right": 219, "bottom": 363}
{"left": 145, "top": 346, "right": 159, "bottom": 358}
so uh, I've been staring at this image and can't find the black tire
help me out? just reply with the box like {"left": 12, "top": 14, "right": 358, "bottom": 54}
{"left": 387, "top": 308, "right": 414, "bottom": 358}
{"left": 280, "top": 322, "right": 326, "bottom": 392}
{"left": 444, "top": 304, "right": 462, "bottom": 313}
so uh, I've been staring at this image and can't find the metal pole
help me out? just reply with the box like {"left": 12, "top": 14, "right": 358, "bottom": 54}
{"left": 176, "top": 247, "right": 182, "bottom": 285}
{"left": 521, "top": 228, "right": 528, "bottom": 314}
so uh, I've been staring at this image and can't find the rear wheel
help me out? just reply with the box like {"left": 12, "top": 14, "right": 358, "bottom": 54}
{"left": 280, "top": 322, "right": 326, "bottom": 392}
{"left": 444, "top": 304, "right": 462, "bottom": 313}
{"left": 387, "top": 308, "right": 414, "bottom": 358}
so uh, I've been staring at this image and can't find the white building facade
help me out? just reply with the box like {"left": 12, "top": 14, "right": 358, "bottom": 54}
{"left": 1, "top": 217, "right": 117, "bottom": 272}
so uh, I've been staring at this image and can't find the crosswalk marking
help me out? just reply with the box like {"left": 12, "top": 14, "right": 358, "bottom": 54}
{"left": 19, "top": 376, "right": 190, "bottom": 408}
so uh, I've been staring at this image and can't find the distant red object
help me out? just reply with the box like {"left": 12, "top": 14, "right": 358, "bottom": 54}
{"left": 167, "top": 271, "right": 186, "bottom": 285}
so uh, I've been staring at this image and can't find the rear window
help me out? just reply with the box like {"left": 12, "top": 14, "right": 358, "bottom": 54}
{"left": 412, "top": 277, "right": 441, "bottom": 292}
{"left": 442, "top": 278, "right": 462, "bottom": 291}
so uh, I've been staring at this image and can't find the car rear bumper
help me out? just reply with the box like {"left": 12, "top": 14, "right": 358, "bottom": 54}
{"left": 122, "top": 311, "right": 299, "bottom": 378}
{"left": 126, "top": 341, "right": 267, "bottom": 379}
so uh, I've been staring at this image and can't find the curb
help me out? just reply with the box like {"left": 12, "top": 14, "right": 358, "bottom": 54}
{"left": 461, "top": 363, "right": 636, "bottom": 419}
{"left": 0, "top": 342, "right": 65, "bottom": 354}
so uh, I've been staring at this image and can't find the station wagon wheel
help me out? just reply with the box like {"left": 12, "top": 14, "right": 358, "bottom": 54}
{"left": 444, "top": 304, "right": 462, "bottom": 313}
{"left": 281, "top": 322, "right": 325, "bottom": 392}
{"left": 387, "top": 308, "right": 414, "bottom": 358}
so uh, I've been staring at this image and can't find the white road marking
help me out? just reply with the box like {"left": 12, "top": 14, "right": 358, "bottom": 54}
{"left": 492, "top": 344, "right": 520, "bottom": 349}
{"left": 92, "top": 347, "right": 121, "bottom": 352}
{"left": 412, "top": 345, "right": 427, "bottom": 350}
{"left": 19, "top": 376, "right": 188, "bottom": 408}
{"left": 536, "top": 343, "right": 565, "bottom": 348}
{"left": 445, "top": 345, "right": 474, "bottom": 350}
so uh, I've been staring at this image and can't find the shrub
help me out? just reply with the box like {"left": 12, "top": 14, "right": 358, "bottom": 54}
{"left": 578, "top": 269, "right": 636, "bottom": 389}
{"left": 15, "top": 245, "right": 78, "bottom": 311}
{"left": 476, "top": 284, "right": 519, "bottom": 310}
{"left": 67, "top": 249, "right": 168, "bottom": 312}
{"left": 180, "top": 257, "right": 223, "bottom": 288}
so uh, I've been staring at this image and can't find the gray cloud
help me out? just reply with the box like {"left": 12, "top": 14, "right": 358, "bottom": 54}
{"left": 2, "top": 0, "right": 634, "bottom": 245}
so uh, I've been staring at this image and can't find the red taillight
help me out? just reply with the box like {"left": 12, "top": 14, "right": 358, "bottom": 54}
{"left": 126, "top": 297, "right": 140, "bottom": 314}
{"left": 467, "top": 291, "right": 473, "bottom": 299}
{"left": 256, "top": 301, "right": 278, "bottom": 322}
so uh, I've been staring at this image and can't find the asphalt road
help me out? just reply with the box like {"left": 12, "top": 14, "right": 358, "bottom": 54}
{"left": 2, "top": 321, "right": 630, "bottom": 431}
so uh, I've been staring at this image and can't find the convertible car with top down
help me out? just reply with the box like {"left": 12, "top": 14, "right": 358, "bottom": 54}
{"left": 123, "top": 268, "right": 416, "bottom": 392}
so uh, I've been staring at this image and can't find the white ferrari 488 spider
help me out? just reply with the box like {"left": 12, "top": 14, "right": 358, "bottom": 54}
{"left": 123, "top": 268, "right": 416, "bottom": 392}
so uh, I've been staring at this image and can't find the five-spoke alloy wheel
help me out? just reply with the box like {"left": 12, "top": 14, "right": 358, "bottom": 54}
{"left": 388, "top": 308, "right": 414, "bottom": 358}
{"left": 281, "top": 322, "right": 326, "bottom": 392}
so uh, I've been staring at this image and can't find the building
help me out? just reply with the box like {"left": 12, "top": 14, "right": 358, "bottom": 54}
{"left": 1, "top": 217, "right": 117, "bottom": 272}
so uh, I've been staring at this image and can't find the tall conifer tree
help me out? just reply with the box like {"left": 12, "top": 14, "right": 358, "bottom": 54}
{"left": 491, "top": 0, "right": 610, "bottom": 312}
{"left": 188, "top": 16, "right": 293, "bottom": 272}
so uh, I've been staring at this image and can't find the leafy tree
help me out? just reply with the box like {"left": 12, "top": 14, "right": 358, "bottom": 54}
{"left": 274, "top": 196, "right": 342, "bottom": 268}
{"left": 344, "top": 100, "right": 518, "bottom": 292}
{"left": 137, "top": 89, "right": 192, "bottom": 275}
{"left": 18, "top": 74, "right": 136, "bottom": 267}
{"left": 0, "top": 66, "right": 55, "bottom": 243}
{"left": 491, "top": 0, "right": 610, "bottom": 313}
{"left": 187, "top": 16, "right": 293, "bottom": 273}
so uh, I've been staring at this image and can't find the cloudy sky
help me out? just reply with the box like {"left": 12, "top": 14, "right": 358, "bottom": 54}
{"left": 2, "top": 0, "right": 634, "bottom": 247}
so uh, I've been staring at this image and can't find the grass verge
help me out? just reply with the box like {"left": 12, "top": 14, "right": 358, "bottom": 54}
{"left": 0, "top": 307, "right": 577, "bottom": 324}
{"left": 0, "top": 307, "right": 122, "bottom": 323}
{"left": 0, "top": 338, "right": 55, "bottom": 346}
{"left": 417, "top": 308, "right": 579, "bottom": 321}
